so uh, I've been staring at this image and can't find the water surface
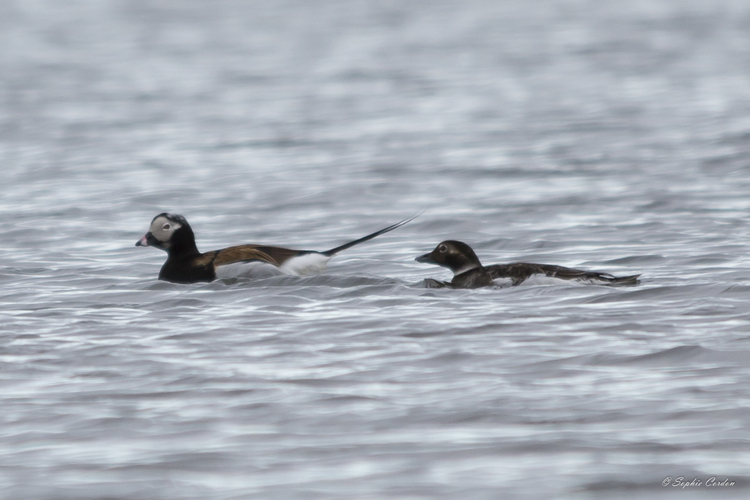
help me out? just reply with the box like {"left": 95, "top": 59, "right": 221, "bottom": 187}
{"left": 2, "top": 1, "right": 750, "bottom": 498}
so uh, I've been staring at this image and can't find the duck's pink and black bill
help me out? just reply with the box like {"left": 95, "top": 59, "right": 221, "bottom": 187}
{"left": 136, "top": 232, "right": 154, "bottom": 247}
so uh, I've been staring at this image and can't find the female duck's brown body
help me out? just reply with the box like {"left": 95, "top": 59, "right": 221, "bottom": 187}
{"left": 416, "top": 240, "right": 640, "bottom": 289}
{"left": 136, "top": 213, "right": 415, "bottom": 284}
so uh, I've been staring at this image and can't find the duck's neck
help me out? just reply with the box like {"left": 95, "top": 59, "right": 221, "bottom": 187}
{"left": 452, "top": 262, "right": 482, "bottom": 276}
{"left": 167, "top": 227, "right": 201, "bottom": 259}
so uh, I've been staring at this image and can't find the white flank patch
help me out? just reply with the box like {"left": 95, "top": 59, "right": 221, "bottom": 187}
{"left": 517, "top": 274, "right": 589, "bottom": 286}
{"left": 491, "top": 277, "right": 514, "bottom": 286}
{"left": 522, "top": 274, "right": 566, "bottom": 286}
{"left": 279, "top": 252, "right": 331, "bottom": 276}
{"left": 215, "top": 261, "right": 285, "bottom": 280}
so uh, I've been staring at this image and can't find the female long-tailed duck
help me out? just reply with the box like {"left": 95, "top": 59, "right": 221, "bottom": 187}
{"left": 136, "top": 213, "right": 416, "bottom": 283}
{"left": 416, "top": 240, "right": 640, "bottom": 289}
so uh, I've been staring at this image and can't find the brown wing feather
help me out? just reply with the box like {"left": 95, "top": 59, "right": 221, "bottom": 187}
{"left": 191, "top": 250, "right": 219, "bottom": 267}
{"left": 198, "top": 244, "right": 313, "bottom": 268}
{"left": 210, "top": 245, "right": 280, "bottom": 267}
{"left": 250, "top": 246, "right": 309, "bottom": 266}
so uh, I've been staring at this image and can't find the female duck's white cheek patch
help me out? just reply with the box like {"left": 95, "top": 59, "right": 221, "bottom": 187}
{"left": 279, "top": 253, "right": 331, "bottom": 276}
{"left": 215, "top": 261, "right": 284, "bottom": 280}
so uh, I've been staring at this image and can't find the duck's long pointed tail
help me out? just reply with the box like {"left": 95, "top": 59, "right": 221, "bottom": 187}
{"left": 321, "top": 213, "right": 420, "bottom": 257}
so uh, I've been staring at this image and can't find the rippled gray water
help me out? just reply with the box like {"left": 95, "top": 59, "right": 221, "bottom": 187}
{"left": 3, "top": 0, "right": 750, "bottom": 499}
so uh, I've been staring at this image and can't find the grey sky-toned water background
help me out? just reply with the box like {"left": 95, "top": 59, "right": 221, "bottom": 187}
{"left": 2, "top": 0, "right": 750, "bottom": 499}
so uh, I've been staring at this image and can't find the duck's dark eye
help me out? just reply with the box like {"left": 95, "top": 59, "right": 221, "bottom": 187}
{"left": 438, "top": 244, "right": 447, "bottom": 253}
{"left": 162, "top": 223, "right": 171, "bottom": 231}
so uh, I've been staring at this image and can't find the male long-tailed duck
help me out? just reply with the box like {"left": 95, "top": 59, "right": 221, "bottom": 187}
{"left": 416, "top": 240, "right": 640, "bottom": 289}
{"left": 136, "top": 213, "right": 416, "bottom": 283}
